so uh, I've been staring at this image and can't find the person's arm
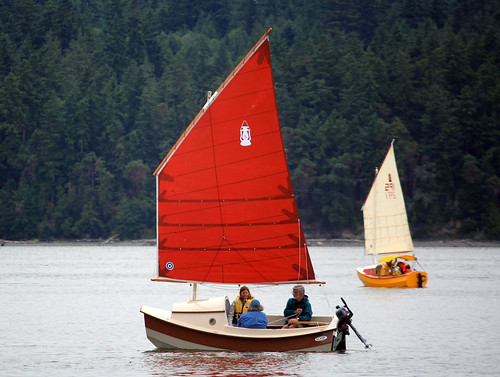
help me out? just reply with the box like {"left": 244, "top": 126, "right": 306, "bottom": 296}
{"left": 238, "top": 312, "right": 248, "bottom": 328}
{"left": 297, "top": 301, "right": 312, "bottom": 321}
{"left": 283, "top": 298, "right": 294, "bottom": 317}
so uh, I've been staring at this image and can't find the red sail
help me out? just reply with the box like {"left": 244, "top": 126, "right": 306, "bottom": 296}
{"left": 154, "top": 31, "right": 315, "bottom": 284}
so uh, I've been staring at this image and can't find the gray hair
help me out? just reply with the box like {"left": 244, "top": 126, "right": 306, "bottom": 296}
{"left": 293, "top": 285, "right": 305, "bottom": 294}
{"left": 247, "top": 304, "right": 263, "bottom": 311}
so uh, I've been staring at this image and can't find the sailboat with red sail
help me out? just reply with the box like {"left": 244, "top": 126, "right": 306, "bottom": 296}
{"left": 140, "top": 29, "right": 357, "bottom": 352}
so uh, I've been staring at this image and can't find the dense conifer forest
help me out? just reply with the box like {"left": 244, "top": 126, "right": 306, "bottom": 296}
{"left": 1, "top": 0, "right": 499, "bottom": 241}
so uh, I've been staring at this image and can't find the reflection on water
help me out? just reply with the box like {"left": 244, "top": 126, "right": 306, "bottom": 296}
{"left": 142, "top": 351, "right": 304, "bottom": 377}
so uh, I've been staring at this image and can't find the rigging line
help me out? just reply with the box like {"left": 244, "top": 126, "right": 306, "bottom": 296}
{"left": 159, "top": 193, "right": 293, "bottom": 204}
{"left": 268, "top": 313, "right": 297, "bottom": 325}
{"left": 298, "top": 218, "right": 302, "bottom": 281}
{"left": 159, "top": 164, "right": 288, "bottom": 203}
{"left": 199, "top": 104, "right": 227, "bottom": 283}
{"left": 415, "top": 259, "right": 426, "bottom": 272}
{"left": 200, "top": 104, "right": 270, "bottom": 283}
{"left": 158, "top": 224, "right": 294, "bottom": 245}
{"left": 320, "top": 283, "right": 336, "bottom": 316}
{"left": 161, "top": 159, "right": 288, "bottom": 191}
{"left": 160, "top": 253, "right": 308, "bottom": 269}
{"left": 201, "top": 103, "right": 288, "bottom": 283}
{"left": 296, "top": 218, "right": 312, "bottom": 281}
{"left": 159, "top": 219, "right": 299, "bottom": 228}
{"left": 200, "top": 236, "right": 279, "bottom": 284}
{"left": 207, "top": 103, "right": 225, "bottom": 232}
{"left": 170, "top": 141, "right": 282, "bottom": 175}
{"left": 159, "top": 244, "right": 299, "bottom": 252}
{"left": 158, "top": 199, "right": 294, "bottom": 221}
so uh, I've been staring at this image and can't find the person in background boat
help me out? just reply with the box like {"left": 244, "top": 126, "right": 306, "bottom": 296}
{"left": 227, "top": 286, "right": 255, "bottom": 326}
{"left": 237, "top": 299, "right": 268, "bottom": 329}
{"left": 379, "top": 260, "right": 396, "bottom": 276}
{"left": 282, "top": 285, "right": 312, "bottom": 328}
{"left": 396, "top": 261, "right": 411, "bottom": 274}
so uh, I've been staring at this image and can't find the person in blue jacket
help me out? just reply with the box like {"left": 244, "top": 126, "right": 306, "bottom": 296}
{"left": 283, "top": 284, "right": 312, "bottom": 328}
{"left": 237, "top": 299, "right": 268, "bottom": 329}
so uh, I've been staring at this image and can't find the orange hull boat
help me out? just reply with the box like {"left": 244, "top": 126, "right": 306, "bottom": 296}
{"left": 356, "top": 267, "right": 427, "bottom": 288}
{"left": 359, "top": 142, "right": 428, "bottom": 288}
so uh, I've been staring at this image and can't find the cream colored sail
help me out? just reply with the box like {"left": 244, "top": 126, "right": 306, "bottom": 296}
{"left": 362, "top": 142, "right": 413, "bottom": 255}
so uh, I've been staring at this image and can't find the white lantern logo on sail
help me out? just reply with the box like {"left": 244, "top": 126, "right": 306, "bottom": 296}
{"left": 240, "top": 120, "right": 251, "bottom": 146}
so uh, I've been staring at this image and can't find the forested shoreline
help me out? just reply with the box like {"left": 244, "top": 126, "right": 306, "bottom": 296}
{"left": 1, "top": 0, "right": 499, "bottom": 241}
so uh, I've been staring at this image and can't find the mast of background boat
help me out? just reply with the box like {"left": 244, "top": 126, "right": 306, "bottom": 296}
{"left": 371, "top": 166, "right": 379, "bottom": 265}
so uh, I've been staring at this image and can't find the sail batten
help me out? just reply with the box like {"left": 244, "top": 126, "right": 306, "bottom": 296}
{"left": 159, "top": 195, "right": 293, "bottom": 203}
{"left": 151, "top": 277, "right": 324, "bottom": 285}
{"left": 159, "top": 245, "right": 302, "bottom": 251}
{"left": 159, "top": 167, "right": 291, "bottom": 198}
{"left": 154, "top": 30, "right": 315, "bottom": 284}
{"left": 159, "top": 220, "right": 299, "bottom": 227}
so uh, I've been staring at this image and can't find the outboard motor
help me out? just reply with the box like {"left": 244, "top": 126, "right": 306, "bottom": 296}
{"left": 332, "top": 298, "right": 371, "bottom": 351}
{"left": 335, "top": 305, "right": 352, "bottom": 332}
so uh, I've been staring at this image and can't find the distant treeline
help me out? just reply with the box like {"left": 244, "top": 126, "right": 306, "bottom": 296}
{"left": 0, "top": 0, "right": 499, "bottom": 240}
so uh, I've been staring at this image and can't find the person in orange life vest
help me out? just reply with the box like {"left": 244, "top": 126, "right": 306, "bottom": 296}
{"left": 379, "top": 260, "right": 396, "bottom": 276}
{"left": 237, "top": 299, "right": 268, "bottom": 329}
{"left": 398, "top": 261, "right": 411, "bottom": 274}
{"left": 227, "top": 286, "right": 255, "bottom": 325}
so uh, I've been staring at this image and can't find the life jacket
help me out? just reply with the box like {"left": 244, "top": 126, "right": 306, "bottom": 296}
{"left": 398, "top": 262, "right": 410, "bottom": 274}
{"left": 379, "top": 263, "right": 391, "bottom": 276}
{"left": 233, "top": 295, "right": 255, "bottom": 322}
{"left": 393, "top": 265, "right": 402, "bottom": 275}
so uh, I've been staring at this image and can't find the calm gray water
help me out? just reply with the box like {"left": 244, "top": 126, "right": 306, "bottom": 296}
{"left": 1, "top": 245, "right": 499, "bottom": 376}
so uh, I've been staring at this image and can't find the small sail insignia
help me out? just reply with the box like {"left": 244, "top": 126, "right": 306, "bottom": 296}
{"left": 385, "top": 173, "right": 396, "bottom": 199}
{"left": 240, "top": 120, "right": 252, "bottom": 146}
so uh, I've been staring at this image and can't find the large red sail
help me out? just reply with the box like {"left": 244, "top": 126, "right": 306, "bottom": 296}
{"left": 154, "top": 30, "right": 315, "bottom": 284}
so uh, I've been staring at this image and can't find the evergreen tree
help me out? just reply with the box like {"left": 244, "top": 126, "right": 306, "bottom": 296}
{"left": 0, "top": 0, "right": 499, "bottom": 240}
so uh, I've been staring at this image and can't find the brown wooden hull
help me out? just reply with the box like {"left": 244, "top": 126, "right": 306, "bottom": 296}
{"left": 141, "top": 304, "right": 345, "bottom": 352}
